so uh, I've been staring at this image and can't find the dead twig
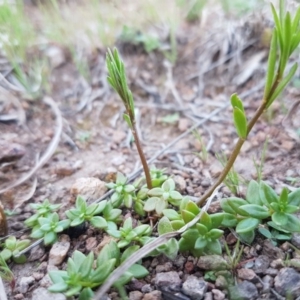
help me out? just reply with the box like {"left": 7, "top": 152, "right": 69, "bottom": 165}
{"left": 0, "top": 96, "right": 63, "bottom": 194}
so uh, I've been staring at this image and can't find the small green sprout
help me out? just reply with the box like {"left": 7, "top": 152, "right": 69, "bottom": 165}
{"left": 149, "top": 167, "right": 168, "bottom": 187}
{"left": 144, "top": 178, "right": 182, "bottom": 215}
{"left": 0, "top": 236, "right": 30, "bottom": 264}
{"left": 107, "top": 217, "right": 152, "bottom": 248}
{"left": 30, "top": 213, "right": 70, "bottom": 245}
{"left": 65, "top": 196, "right": 107, "bottom": 229}
{"left": 106, "top": 48, "right": 152, "bottom": 189}
{"left": 106, "top": 172, "right": 135, "bottom": 208}
{"left": 49, "top": 250, "right": 116, "bottom": 299}
{"left": 24, "top": 199, "right": 61, "bottom": 228}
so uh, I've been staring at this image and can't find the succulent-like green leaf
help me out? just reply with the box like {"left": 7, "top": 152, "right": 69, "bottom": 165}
{"left": 195, "top": 237, "right": 207, "bottom": 250}
{"left": 144, "top": 197, "right": 158, "bottom": 212}
{"left": 259, "top": 181, "right": 279, "bottom": 206}
{"left": 128, "top": 264, "right": 149, "bottom": 278}
{"left": 246, "top": 180, "right": 262, "bottom": 205}
{"left": 233, "top": 107, "right": 247, "bottom": 138}
{"left": 158, "top": 216, "right": 173, "bottom": 235}
{"left": 280, "top": 214, "right": 300, "bottom": 233}
{"left": 208, "top": 229, "right": 224, "bottom": 240}
{"left": 79, "top": 288, "right": 94, "bottom": 300}
{"left": 288, "top": 188, "right": 300, "bottom": 206}
{"left": 238, "top": 204, "right": 270, "bottom": 219}
{"left": 121, "top": 245, "right": 140, "bottom": 263}
{"left": 155, "top": 199, "right": 168, "bottom": 215}
{"left": 206, "top": 239, "right": 222, "bottom": 255}
{"left": 279, "top": 187, "right": 289, "bottom": 205}
{"left": 48, "top": 282, "right": 68, "bottom": 293}
{"left": 210, "top": 213, "right": 224, "bottom": 228}
{"left": 230, "top": 93, "right": 244, "bottom": 113}
{"left": 196, "top": 223, "right": 208, "bottom": 235}
{"left": 91, "top": 258, "right": 116, "bottom": 283}
{"left": 44, "top": 231, "right": 57, "bottom": 245}
{"left": 163, "top": 209, "right": 180, "bottom": 220}
{"left": 236, "top": 218, "right": 260, "bottom": 233}
{"left": 272, "top": 212, "right": 289, "bottom": 226}
{"left": 78, "top": 252, "right": 94, "bottom": 279}
{"left": 221, "top": 213, "right": 238, "bottom": 227}
{"left": 182, "top": 209, "right": 196, "bottom": 224}
{"left": 185, "top": 201, "right": 200, "bottom": 215}
{"left": 90, "top": 216, "right": 107, "bottom": 229}
{"left": 162, "top": 178, "right": 175, "bottom": 192}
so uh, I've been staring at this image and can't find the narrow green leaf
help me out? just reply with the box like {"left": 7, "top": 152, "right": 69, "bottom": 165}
{"left": 230, "top": 93, "right": 244, "bottom": 113}
{"left": 120, "top": 245, "right": 140, "bottom": 264}
{"left": 288, "top": 188, "right": 300, "bottom": 206}
{"left": 290, "top": 31, "right": 300, "bottom": 54}
{"left": 78, "top": 252, "right": 94, "bottom": 279}
{"left": 271, "top": 3, "right": 284, "bottom": 51}
{"left": 264, "top": 29, "right": 278, "bottom": 98}
{"left": 284, "top": 12, "right": 292, "bottom": 55}
{"left": 91, "top": 258, "right": 116, "bottom": 284}
{"left": 199, "top": 212, "right": 212, "bottom": 230}
{"left": 128, "top": 264, "right": 149, "bottom": 278}
{"left": 267, "top": 63, "right": 298, "bottom": 108}
{"left": 48, "top": 282, "right": 68, "bottom": 293}
{"left": 279, "top": 187, "right": 289, "bottom": 205}
{"left": 233, "top": 107, "right": 247, "bottom": 138}
{"left": 292, "top": 7, "right": 300, "bottom": 33}
{"left": 258, "top": 227, "right": 273, "bottom": 239}
{"left": 246, "top": 180, "right": 262, "bottom": 205}
{"left": 236, "top": 218, "right": 260, "bottom": 233}
{"left": 259, "top": 181, "right": 279, "bottom": 206}
{"left": 239, "top": 204, "right": 270, "bottom": 219}
{"left": 280, "top": 214, "right": 300, "bottom": 232}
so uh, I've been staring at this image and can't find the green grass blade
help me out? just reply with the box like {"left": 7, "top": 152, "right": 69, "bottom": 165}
{"left": 271, "top": 4, "right": 284, "bottom": 52}
{"left": 267, "top": 63, "right": 298, "bottom": 108}
{"left": 264, "top": 29, "right": 278, "bottom": 99}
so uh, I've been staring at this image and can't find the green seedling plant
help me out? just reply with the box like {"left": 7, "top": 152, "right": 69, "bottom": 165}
{"left": 98, "top": 241, "right": 149, "bottom": 298}
{"left": 48, "top": 249, "right": 116, "bottom": 299}
{"left": 160, "top": 198, "right": 224, "bottom": 257}
{"left": 106, "top": 172, "right": 136, "bottom": 208}
{"left": 221, "top": 180, "right": 300, "bottom": 243}
{"left": 0, "top": 236, "right": 30, "bottom": 264}
{"left": 65, "top": 196, "right": 108, "bottom": 229}
{"left": 106, "top": 49, "right": 152, "bottom": 189}
{"left": 24, "top": 199, "right": 61, "bottom": 229}
{"left": 107, "top": 217, "right": 152, "bottom": 248}
{"left": 30, "top": 212, "right": 70, "bottom": 245}
{"left": 149, "top": 166, "right": 168, "bottom": 187}
{"left": 144, "top": 178, "right": 183, "bottom": 215}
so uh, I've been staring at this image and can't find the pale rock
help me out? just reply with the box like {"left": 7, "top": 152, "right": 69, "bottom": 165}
{"left": 71, "top": 177, "right": 107, "bottom": 201}
{"left": 18, "top": 276, "right": 35, "bottom": 293}
{"left": 49, "top": 234, "right": 70, "bottom": 266}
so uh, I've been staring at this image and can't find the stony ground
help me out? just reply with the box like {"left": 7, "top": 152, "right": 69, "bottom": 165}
{"left": 0, "top": 1, "right": 300, "bottom": 300}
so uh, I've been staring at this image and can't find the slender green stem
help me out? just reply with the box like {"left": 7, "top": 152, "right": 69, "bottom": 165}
{"left": 131, "top": 120, "right": 152, "bottom": 189}
{"left": 196, "top": 66, "right": 283, "bottom": 207}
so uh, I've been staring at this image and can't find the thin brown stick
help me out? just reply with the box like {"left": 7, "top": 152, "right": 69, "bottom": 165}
{"left": 131, "top": 121, "right": 152, "bottom": 189}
